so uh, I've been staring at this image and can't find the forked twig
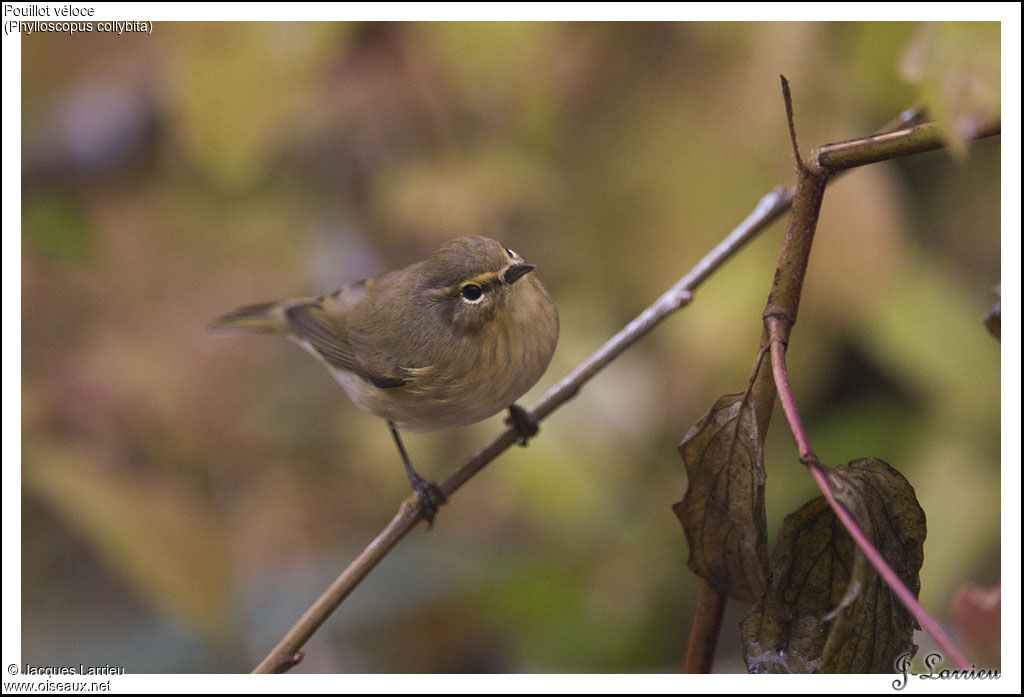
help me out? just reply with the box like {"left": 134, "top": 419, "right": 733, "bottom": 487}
{"left": 757, "top": 76, "right": 989, "bottom": 670}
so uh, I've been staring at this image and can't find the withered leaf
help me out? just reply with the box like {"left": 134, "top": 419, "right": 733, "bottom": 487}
{"left": 741, "top": 458, "right": 926, "bottom": 673}
{"left": 674, "top": 391, "right": 769, "bottom": 603}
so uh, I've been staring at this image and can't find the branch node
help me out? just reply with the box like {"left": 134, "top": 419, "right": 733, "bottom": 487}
{"left": 763, "top": 305, "right": 796, "bottom": 334}
{"left": 799, "top": 453, "right": 823, "bottom": 470}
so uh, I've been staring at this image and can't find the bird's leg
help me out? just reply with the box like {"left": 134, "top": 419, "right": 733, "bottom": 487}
{"left": 505, "top": 404, "right": 539, "bottom": 446}
{"left": 388, "top": 421, "right": 447, "bottom": 526}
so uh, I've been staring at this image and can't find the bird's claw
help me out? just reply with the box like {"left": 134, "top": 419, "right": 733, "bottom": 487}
{"left": 506, "top": 404, "right": 539, "bottom": 446}
{"left": 411, "top": 476, "right": 447, "bottom": 527}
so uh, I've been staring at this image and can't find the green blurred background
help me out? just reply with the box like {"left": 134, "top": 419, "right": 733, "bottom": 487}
{"left": 20, "top": 21, "right": 1001, "bottom": 672}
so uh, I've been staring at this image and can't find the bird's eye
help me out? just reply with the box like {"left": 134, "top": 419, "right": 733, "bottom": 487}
{"left": 504, "top": 247, "right": 517, "bottom": 259}
{"left": 460, "top": 284, "right": 483, "bottom": 302}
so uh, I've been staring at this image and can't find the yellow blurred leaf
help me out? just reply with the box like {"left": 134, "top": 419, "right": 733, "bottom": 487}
{"left": 24, "top": 441, "right": 233, "bottom": 641}
{"left": 900, "top": 22, "right": 1000, "bottom": 156}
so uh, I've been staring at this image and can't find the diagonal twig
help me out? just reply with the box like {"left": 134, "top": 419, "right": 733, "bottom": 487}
{"left": 252, "top": 185, "right": 796, "bottom": 673}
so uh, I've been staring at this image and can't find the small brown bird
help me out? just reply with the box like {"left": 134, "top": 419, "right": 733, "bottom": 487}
{"left": 211, "top": 236, "right": 559, "bottom": 522}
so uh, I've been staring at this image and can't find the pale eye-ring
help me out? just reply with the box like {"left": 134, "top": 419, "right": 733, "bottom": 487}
{"left": 504, "top": 247, "right": 517, "bottom": 259}
{"left": 460, "top": 283, "right": 484, "bottom": 303}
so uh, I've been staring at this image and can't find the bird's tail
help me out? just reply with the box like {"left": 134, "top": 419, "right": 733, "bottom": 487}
{"left": 208, "top": 301, "right": 294, "bottom": 334}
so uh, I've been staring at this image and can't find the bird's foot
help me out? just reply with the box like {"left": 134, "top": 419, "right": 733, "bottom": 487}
{"left": 410, "top": 475, "right": 448, "bottom": 527}
{"left": 506, "top": 404, "right": 539, "bottom": 446}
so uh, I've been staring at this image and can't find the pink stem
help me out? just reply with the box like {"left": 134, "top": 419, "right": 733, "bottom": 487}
{"left": 768, "top": 326, "right": 971, "bottom": 670}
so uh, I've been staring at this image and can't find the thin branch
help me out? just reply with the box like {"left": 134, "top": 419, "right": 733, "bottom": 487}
{"left": 814, "top": 119, "right": 1000, "bottom": 172}
{"left": 253, "top": 501, "right": 422, "bottom": 674}
{"left": 780, "top": 75, "right": 808, "bottom": 175}
{"left": 526, "top": 187, "right": 794, "bottom": 427}
{"left": 252, "top": 186, "right": 796, "bottom": 673}
{"left": 682, "top": 580, "right": 727, "bottom": 673}
{"left": 765, "top": 319, "right": 816, "bottom": 464}
{"left": 767, "top": 325, "right": 970, "bottom": 669}
{"left": 766, "top": 76, "right": 830, "bottom": 324}
{"left": 808, "top": 466, "right": 971, "bottom": 669}
{"left": 766, "top": 320, "right": 970, "bottom": 669}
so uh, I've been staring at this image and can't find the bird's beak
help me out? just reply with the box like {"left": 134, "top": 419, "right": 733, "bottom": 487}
{"left": 503, "top": 263, "right": 536, "bottom": 285}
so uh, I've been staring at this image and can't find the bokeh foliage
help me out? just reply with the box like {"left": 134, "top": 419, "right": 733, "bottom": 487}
{"left": 20, "top": 21, "right": 1000, "bottom": 672}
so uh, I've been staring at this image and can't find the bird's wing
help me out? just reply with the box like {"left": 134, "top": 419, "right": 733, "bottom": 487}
{"left": 285, "top": 302, "right": 409, "bottom": 388}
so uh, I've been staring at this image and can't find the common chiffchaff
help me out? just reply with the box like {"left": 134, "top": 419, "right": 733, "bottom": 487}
{"left": 211, "top": 236, "right": 559, "bottom": 522}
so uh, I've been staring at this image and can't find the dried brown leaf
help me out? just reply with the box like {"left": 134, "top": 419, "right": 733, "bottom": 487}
{"left": 741, "top": 458, "right": 926, "bottom": 673}
{"left": 674, "top": 390, "right": 768, "bottom": 603}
